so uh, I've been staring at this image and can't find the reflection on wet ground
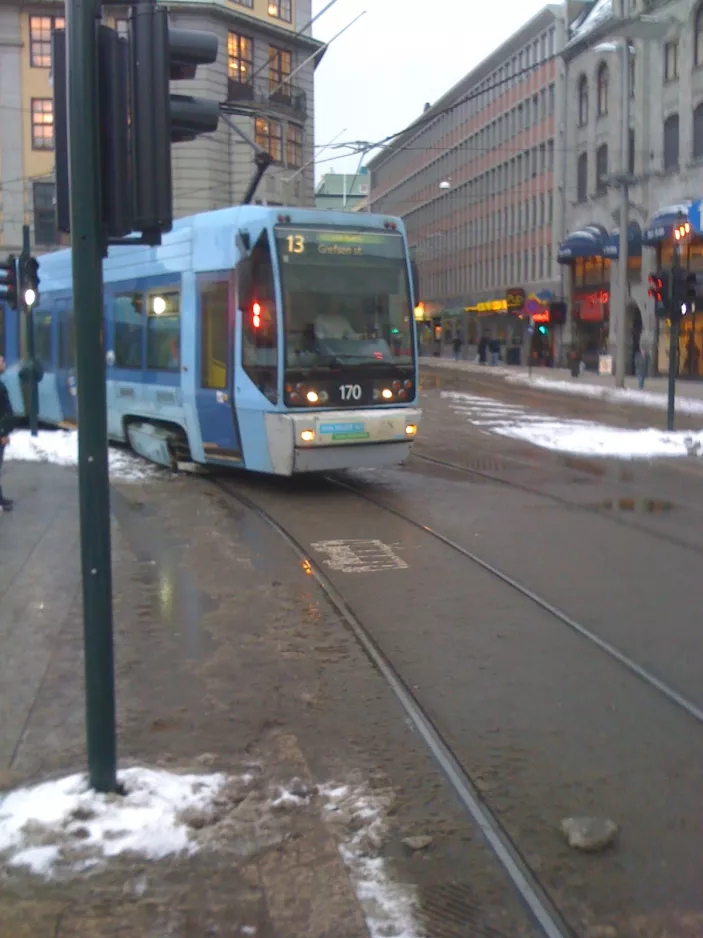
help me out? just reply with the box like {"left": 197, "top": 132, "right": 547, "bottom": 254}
{"left": 592, "top": 497, "right": 676, "bottom": 514}
{"left": 111, "top": 489, "right": 217, "bottom": 660}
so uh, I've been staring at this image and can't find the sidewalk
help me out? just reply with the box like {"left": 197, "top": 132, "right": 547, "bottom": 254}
{"left": 421, "top": 354, "right": 703, "bottom": 397}
{"left": 0, "top": 457, "right": 535, "bottom": 938}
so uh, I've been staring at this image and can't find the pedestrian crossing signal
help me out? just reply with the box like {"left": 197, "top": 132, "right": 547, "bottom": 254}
{"left": 648, "top": 271, "right": 669, "bottom": 317}
{"left": 0, "top": 255, "right": 18, "bottom": 310}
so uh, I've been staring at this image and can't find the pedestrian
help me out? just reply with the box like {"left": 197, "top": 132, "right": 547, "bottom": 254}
{"left": 478, "top": 335, "right": 488, "bottom": 365}
{"left": 635, "top": 342, "right": 650, "bottom": 390}
{"left": 452, "top": 334, "right": 462, "bottom": 361}
{"left": 490, "top": 338, "right": 500, "bottom": 366}
{"left": 0, "top": 355, "right": 14, "bottom": 512}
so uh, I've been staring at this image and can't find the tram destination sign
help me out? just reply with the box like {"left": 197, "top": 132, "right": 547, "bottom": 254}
{"left": 276, "top": 227, "right": 404, "bottom": 261}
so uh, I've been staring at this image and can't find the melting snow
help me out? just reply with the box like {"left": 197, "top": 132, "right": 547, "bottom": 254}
{"left": 320, "top": 783, "right": 422, "bottom": 938}
{"left": 4, "top": 429, "right": 162, "bottom": 481}
{"left": 507, "top": 374, "right": 703, "bottom": 417}
{"left": 0, "top": 767, "right": 227, "bottom": 877}
{"left": 570, "top": 0, "right": 612, "bottom": 41}
{"left": 442, "top": 390, "right": 703, "bottom": 459}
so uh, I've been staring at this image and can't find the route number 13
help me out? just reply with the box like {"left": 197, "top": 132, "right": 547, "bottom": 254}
{"left": 287, "top": 234, "right": 305, "bottom": 254}
{"left": 339, "top": 384, "right": 362, "bottom": 401}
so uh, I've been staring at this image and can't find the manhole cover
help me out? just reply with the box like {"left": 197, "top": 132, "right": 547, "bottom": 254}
{"left": 417, "top": 882, "right": 518, "bottom": 938}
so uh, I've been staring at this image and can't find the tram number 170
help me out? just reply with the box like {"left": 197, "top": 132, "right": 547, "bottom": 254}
{"left": 339, "top": 384, "right": 362, "bottom": 401}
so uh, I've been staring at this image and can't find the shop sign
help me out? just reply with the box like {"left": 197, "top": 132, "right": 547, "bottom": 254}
{"left": 506, "top": 288, "right": 525, "bottom": 312}
{"left": 465, "top": 298, "right": 508, "bottom": 313}
{"left": 574, "top": 289, "right": 609, "bottom": 321}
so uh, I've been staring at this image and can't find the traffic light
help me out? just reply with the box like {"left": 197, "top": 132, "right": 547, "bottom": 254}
{"left": 52, "top": 5, "right": 219, "bottom": 243}
{"left": 673, "top": 217, "right": 691, "bottom": 242}
{"left": 548, "top": 301, "right": 567, "bottom": 325}
{"left": 648, "top": 271, "right": 669, "bottom": 317}
{"left": 130, "top": 5, "right": 219, "bottom": 237}
{"left": 21, "top": 255, "right": 40, "bottom": 308}
{"left": 0, "top": 255, "right": 18, "bottom": 310}
{"left": 685, "top": 271, "right": 702, "bottom": 302}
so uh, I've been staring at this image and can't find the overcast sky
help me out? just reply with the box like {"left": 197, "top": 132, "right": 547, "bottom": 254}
{"left": 311, "top": 0, "right": 551, "bottom": 181}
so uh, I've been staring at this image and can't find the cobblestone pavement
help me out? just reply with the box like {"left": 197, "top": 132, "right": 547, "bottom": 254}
{"left": 0, "top": 462, "right": 536, "bottom": 938}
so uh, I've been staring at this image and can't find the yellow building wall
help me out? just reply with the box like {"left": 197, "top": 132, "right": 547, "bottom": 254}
{"left": 224, "top": 0, "right": 298, "bottom": 32}
{"left": 20, "top": 11, "right": 57, "bottom": 187}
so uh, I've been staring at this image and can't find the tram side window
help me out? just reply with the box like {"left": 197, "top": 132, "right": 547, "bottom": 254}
{"left": 0, "top": 307, "right": 4, "bottom": 357}
{"left": 146, "top": 290, "right": 180, "bottom": 371}
{"left": 200, "top": 278, "right": 229, "bottom": 390}
{"left": 238, "top": 231, "right": 278, "bottom": 402}
{"left": 113, "top": 294, "right": 143, "bottom": 369}
{"left": 34, "top": 310, "right": 53, "bottom": 367}
{"left": 59, "top": 310, "right": 75, "bottom": 368}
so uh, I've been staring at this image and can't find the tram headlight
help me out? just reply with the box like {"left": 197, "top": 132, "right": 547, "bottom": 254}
{"left": 306, "top": 390, "right": 319, "bottom": 404}
{"left": 301, "top": 429, "right": 315, "bottom": 442}
{"left": 405, "top": 424, "right": 417, "bottom": 436}
{"left": 381, "top": 388, "right": 393, "bottom": 400}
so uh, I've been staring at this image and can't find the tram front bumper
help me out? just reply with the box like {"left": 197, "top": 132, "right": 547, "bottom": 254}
{"left": 264, "top": 407, "right": 422, "bottom": 475}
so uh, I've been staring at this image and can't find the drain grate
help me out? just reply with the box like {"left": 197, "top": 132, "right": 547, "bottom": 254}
{"left": 417, "top": 882, "right": 520, "bottom": 938}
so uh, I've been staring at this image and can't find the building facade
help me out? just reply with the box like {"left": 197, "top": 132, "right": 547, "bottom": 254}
{"left": 315, "top": 170, "right": 370, "bottom": 211}
{"left": 0, "top": 0, "right": 322, "bottom": 257}
{"left": 367, "top": 5, "right": 571, "bottom": 366}
{"left": 559, "top": 0, "right": 703, "bottom": 377}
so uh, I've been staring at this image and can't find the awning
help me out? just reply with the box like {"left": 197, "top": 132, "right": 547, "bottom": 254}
{"left": 603, "top": 221, "right": 642, "bottom": 259}
{"left": 642, "top": 201, "right": 693, "bottom": 245}
{"left": 557, "top": 225, "right": 608, "bottom": 263}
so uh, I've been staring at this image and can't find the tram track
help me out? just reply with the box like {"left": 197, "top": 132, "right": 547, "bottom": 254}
{"left": 212, "top": 474, "right": 576, "bottom": 938}
{"left": 409, "top": 449, "right": 703, "bottom": 558}
{"left": 214, "top": 469, "right": 703, "bottom": 938}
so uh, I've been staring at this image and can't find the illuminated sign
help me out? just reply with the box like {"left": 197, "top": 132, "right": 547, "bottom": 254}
{"left": 465, "top": 299, "right": 508, "bottom": 313}
{"left": 573, "top": 289, "right": 609, "bottom": 322}
{"left": 506, "top": 288, "right": 525, "bottom": 313}
{"left": 277, "top": 229, "right": 396, "bottom": 260}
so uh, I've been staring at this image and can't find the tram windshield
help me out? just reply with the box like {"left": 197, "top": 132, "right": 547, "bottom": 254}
{"left": 274, "top": 227, "right": 415, "bottom": 371}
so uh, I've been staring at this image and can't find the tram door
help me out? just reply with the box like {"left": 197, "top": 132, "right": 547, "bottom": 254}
{"left": 195, "top": 272, "right": 242, "bottom": 462}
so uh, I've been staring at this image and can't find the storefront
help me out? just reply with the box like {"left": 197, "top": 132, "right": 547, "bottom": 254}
{"left": 558, "top": 225, "right": 612, "bottom": 371}
{"left": 643, "top": 202, "right": 703, "bottom": 380}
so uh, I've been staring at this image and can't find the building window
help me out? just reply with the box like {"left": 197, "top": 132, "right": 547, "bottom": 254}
{"left": 548, "top": 82, "right": 555, "bottom": 114}
{"left": 228, "top": 32, "right": 253, "bottom": 85}
{"left": 693, "top": 103, "right": 703, "bottom": 160}
{"left": 115, "top": 19, "right": 128, "bottom": 38}
{"left": 696, "top": 5, "right": 703, "bottom": 67}
{"left": 31, "top": 99, "right": 54, "bottom": 150}
{"left": 577, "top": 153, "right": 588, "bottom": 202}
{"left": 33, "top": 181, "right": 56, "bottom": 245}
{"left": 578, "top": 75, "right": 588, "bottom": 126}
{"left": 255, "top": 117, "right": 282, "bottom": 161}
{"left": 29, "top": 15, "right": 64, "bottom": 68}
{"left": 268, "top": 46, "right": 292, "bottom": 95}
{"left": 267, "top": 0, "right": 292, "bottom": 23}
{"left": 663, "top": 113, "right": 679, "bottom": 169}
{"left": 628, "top": 128, "right": 635, "bottom": 175}
{"left": 664, "top": 41, "right": 678, "bottom": 82}
{"left": 597, "top": 62, "right": 608, "bottom": 117}
{"left": 596, "top": 144, "right": 608, "bottom": 194}
{"left": 230, "top": 0, "right": 253, "bottom": 6}
{"left": 629, "top": 51, "right": 635, "bottom": 97}
{"left": 287, "top": 124, "right": 302, "bottom": 166}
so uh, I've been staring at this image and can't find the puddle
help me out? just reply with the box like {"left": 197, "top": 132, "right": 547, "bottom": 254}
{"left": 591, "top": 497, "right": 675, "bottom": 513}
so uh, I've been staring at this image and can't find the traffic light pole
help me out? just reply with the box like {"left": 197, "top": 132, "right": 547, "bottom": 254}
{"left": 67, "top": 0, "right": 118, "bottom": 792}
{"left": 21, "top": 225, "right": 39, "bottom": 437}
{"left": 667, "top": 247, "right": 681, "bottom": 433}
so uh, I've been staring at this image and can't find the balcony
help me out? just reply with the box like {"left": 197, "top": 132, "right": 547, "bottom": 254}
{"left": 226, "top": 77, "right": 307, "bottom": 120}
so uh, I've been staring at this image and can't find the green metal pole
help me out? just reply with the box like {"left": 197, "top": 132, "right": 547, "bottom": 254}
{"left": 66, "top": 0, "right": 117, "bottom": 792}
{"left": 666, "top": 317, "right": 678, "bottom": 432}
{"left": 21, "top": 225, "right": 39, "bottom": 437}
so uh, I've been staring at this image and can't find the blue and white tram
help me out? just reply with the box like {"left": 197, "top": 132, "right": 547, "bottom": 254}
{"left": 1, "top": 205, "right": 422, "bottom": 475}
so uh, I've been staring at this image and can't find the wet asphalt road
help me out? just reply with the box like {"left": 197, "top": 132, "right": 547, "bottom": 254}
{"left": 225, "top": 370, "right": 703, "bottom": 936}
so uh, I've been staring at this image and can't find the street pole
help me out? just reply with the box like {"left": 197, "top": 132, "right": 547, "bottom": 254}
{"left": 67, "top": 0, "right": 118, "bottom": 792}
{"left": 614, "top": 40, "right": 630, "bottom": 388}
{"left": 21, "top": 225, "right": 39, "bottom": 437}
{"left": 667, "top": 247, "right": 681, "bottom": 432}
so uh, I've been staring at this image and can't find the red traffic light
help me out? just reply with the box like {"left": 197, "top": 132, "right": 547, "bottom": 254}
{"left": 0, "top": 255, "right": 18, "bottom": 310}
{"left": 648, "top": 273, "right": 663, "bottom": 302}
{"left": 252, "top": 302, "right": 262, "bottom": 329}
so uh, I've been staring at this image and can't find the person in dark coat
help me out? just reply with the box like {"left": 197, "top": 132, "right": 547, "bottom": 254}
{"left": 0, "top": 355, "right": 14, "bottom": 511}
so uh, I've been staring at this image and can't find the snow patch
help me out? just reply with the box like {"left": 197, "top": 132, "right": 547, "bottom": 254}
{"left": 506, "top": 374, "right": 703, "bottom": 417}
{"left": 0, "top": 767, "right": 227, "bottom": 876}
{"left": 320, "top": 782, "right": 422, "bottom": 938}
{"left": 4, "top": 429, "right": 163, "bottom": 481}
{"left": 442, "top": 390, "right": 703, "bottom": 459}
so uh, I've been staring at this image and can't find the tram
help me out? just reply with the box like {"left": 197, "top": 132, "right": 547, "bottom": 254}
{"left": 1, "top": 206, "right": 422, "bottom": 475}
